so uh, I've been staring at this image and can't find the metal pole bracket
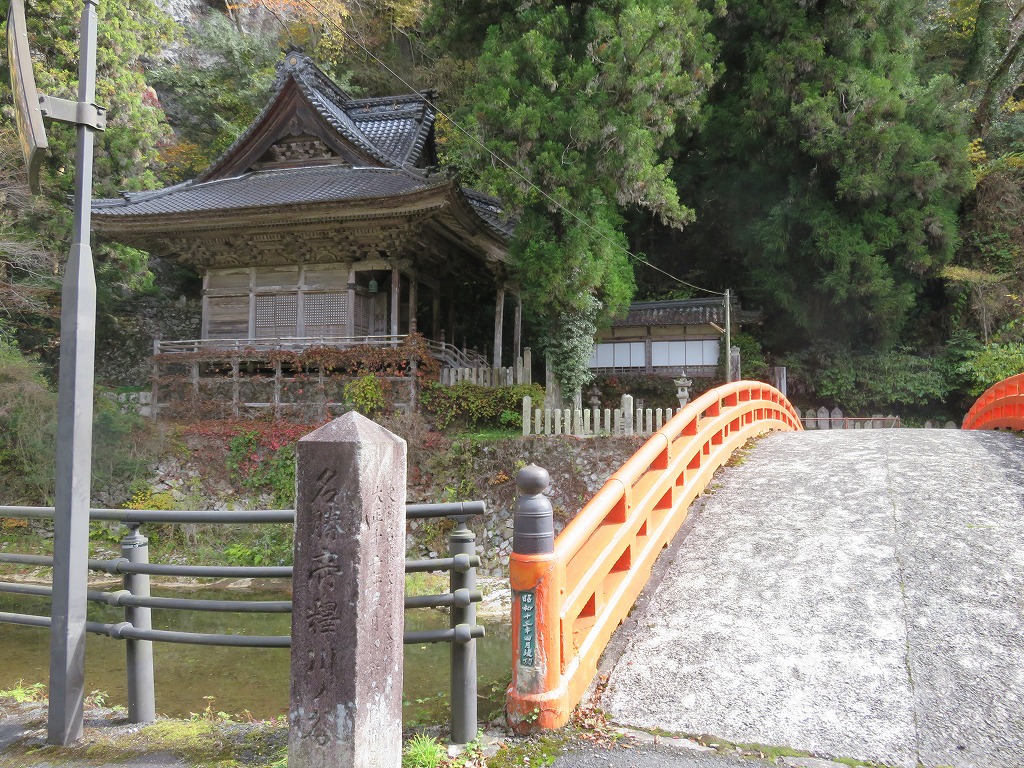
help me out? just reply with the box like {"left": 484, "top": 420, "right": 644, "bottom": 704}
{"left": 38, "top": 94, "right": 107, "bottom": 130}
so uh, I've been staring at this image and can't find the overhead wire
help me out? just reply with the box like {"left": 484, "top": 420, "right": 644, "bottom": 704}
{"left": 290, "top": 0, "right": 727, "bottom": 299}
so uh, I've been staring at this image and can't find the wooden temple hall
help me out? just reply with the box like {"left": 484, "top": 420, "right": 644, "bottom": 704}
{"left": 93, "top": 51, "right": 526, "bottom": 410}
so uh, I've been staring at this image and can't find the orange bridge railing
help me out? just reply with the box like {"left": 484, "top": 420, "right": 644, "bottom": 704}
{"left": 962, "top": 373, "right": 1024, "bottom": 430}
{"left": 506, "top": 381, "right": 803, "bottom": 730}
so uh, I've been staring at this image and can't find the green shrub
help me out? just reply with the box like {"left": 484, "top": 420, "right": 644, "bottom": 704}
{"left": 499, "top": 409, "right": 521, "bottom": 429}
{"left": 224, "top": 525, "right": 294, "bottom": 567}
{"left": 0, "top": 680, "right": 47, "bottom": 703}
{"left": 402, "top": 733, "right": 446, "bottom": 768}
{"left": 259, "top": 444, "right": 297, "bottom": 508}
{"left": 796, "top": 343, "right": 950, "bottom": 413}
{"left": 591, "top": 372, "right": 679, "bottom": 409}
{"left": 731, "top": 332, "right": 769, "bottom": 382}
{"left": 226, "top": 430, "right": 296, "bottom": 508}
{"left": 343, "top": 373, "right": 388, "bottom": 416}
{"left": 0, "top": 342, "right": 57, "bottom": 503}
{"left": 420, "top": 382, "right": 544, "bottom": 429}
{"left": 959, "top": 343, "right": 1024, "bottom": 395}
{"left": 92, "top": 393, "right": 152, "bottom": 492}
{"left": 0, "top": 343, "right": 155, "bottom": 505}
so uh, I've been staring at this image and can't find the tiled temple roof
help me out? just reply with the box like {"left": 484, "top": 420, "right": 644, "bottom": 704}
{"left": 463, "top": 189, "right": 515, "bottom": 239}
{"left": 93, "top": 51, "right": 511, "bottom": 245}
{"left": 611, "top": 299, "right": 761, "bottom": 327}
{"left": 94, "top": 167, "right": 440, "bottom": 217}
{"left": 200, "top": 52, "right": 436, "bottom": 177}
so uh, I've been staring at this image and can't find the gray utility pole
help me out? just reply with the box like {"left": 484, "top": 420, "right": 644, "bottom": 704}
{"left": 7, "top": 0, "right": 105, "bottom": 743}
{"left": 724, "top": 288, "right": 732, "bottom": 383}
{"left": 47, "top": 0, "right": 104, "bottom": 746}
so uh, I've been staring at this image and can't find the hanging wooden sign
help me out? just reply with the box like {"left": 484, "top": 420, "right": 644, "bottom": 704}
{"left": 6, "top": 0, "right": 48, "bottom": 194}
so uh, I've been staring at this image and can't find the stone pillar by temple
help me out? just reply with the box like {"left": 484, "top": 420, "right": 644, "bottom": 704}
{"left": 494, "top": 286, "right": 505, "bottom": 369}
{"left": 289, "top": 413, "right": 407, "bottom": 768}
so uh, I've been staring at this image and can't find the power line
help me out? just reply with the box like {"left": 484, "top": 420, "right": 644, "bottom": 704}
{"left": 290, "top": 0, "right": 727, "bottom": 299}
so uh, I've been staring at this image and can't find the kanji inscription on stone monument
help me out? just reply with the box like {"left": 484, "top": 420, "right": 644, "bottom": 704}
{"left": 289, "top": 412, "right": 406, "bottom": 768}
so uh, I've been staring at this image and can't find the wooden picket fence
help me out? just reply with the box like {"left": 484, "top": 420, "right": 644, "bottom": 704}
{"left": 440, "top": 349, "right": 532, "bottom": 388}
{"left": 802, "top": 407, "right": 900, "bottom": 429}
{"left": 521, "top": 394, "right": 681, "bottom": 437}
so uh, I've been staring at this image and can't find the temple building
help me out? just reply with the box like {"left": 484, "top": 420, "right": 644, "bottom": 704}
{"left": 589, "top": 298, "right": 759, "bottom": 379}
{"left": 93, "top": 51, "right": 520, "bottom": 380}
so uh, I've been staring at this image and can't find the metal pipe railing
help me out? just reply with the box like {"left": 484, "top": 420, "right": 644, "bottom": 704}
{"left": 0, "top": 501, "right": 485, "bottom": 524}
{"left": 0, "top": 582, "right": 481, "bottom": 614}
{"left": 120, "top": 525, "right": 154, "bottom": 722}
{"left": 0, "top": 500, "right": 487, "bottom": 742}
{"left": 448, "top": 517, "right": 479, "bottom": 743}
{"left": 0, "top": 612, "right": 109, "bottom": 635}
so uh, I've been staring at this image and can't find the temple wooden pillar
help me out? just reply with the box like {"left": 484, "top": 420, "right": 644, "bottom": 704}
{"left": 432, "top": 284, "right": 441, "bottom": 340}
{"left": 513, "top": 293, "right": 522, "bottom": 364}
{"left": 408, "top": 275, "right": 418, "bottom": 335}
{"left": 346, "top": 265, "right": 356, "bottom": 337}
{"left": 390, "top": 268, "right": 400, "bottom": 339}
{"left": 494, "top": 286, "right": 505, "bottom": 369}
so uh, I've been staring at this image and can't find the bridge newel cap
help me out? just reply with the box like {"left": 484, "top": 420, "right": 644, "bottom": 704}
{"left": 516, "top": 464, "right": 549, "bottom": 495}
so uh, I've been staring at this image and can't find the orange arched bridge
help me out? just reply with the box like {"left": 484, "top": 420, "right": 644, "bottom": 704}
{"left": 508, "top": 375, "right": 1024, "bottom": 768}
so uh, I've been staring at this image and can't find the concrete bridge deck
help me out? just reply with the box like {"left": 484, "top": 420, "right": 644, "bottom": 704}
{"left": 596, "top": 429, "right": 1024, "bottom": 768}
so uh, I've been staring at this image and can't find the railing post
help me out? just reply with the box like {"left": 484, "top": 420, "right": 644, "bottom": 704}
{"left": 120, "top": 523, "right": 155, "bottom": 723}
{"left": 507, "top": 465, "right": 564, "bottom": 731}
{"left": 449, "top": 517, "right": 478, "bottom": 745}
{"left": 289, "top": 412, "right": 406, "bottom": 768}
{"left": 622, "top": 395, "right": 634, "bottom": 435}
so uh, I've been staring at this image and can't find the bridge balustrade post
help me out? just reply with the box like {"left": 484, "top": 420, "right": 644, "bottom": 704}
{"left": 449, "top": 518, "right": 478, "bottom": 744}
{"left": 289, "top": 412, "right": 407, "bottom": 768}
{"left": 121, "top": 524, "right": 155, "bottom": 724}
{"left": 508, "top": 464, "right": 563, "bottom": 731}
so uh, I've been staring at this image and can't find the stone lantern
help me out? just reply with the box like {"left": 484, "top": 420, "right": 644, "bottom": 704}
{"left": 674, "top": 374, "right": 693, "bottom": 408}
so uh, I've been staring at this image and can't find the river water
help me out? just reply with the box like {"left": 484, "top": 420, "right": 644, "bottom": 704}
{"left": 0, "top": 589, "right": 512, "bottom": 725}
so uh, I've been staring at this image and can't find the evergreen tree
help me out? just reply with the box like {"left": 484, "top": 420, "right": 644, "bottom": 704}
{"left": 2, "top": 0, "right": 178, "bottom": 197}
{"left": 677, "top": 0, "right": 972, "bottom": 349}
{"left": 427, "top": 0, "right": 718, "bottom": 394}
{"left": 0, "top": 0, "right": 179, "bottom": 365}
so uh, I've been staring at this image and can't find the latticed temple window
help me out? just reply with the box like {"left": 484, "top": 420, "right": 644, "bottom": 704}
{"left": 304, "top": 292, "right": 348, "bottom": 337}
{"left": 255, "top": 294, "right": 298, "bottom": 338}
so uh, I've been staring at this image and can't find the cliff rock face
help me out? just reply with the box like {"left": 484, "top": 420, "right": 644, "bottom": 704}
{"left": 155, "top": 0, "right": 206, "bottom": 25}
{"left": 154, "top": 0, "right": 288, "bottom": 36}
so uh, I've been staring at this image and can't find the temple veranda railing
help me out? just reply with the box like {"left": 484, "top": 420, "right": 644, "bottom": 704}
{"left": 149, "top": 335, "right": 528, "bottom": 416}
{"left": 154, "top": 334, "right": 487, "bottom": 371}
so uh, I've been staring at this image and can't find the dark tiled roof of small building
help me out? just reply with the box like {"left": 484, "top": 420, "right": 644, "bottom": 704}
{"left": 611, "top": 299, "right": 761, "bottom": 327}
{"left": 93, "top": 166, "right": 440, "bottom": 217}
